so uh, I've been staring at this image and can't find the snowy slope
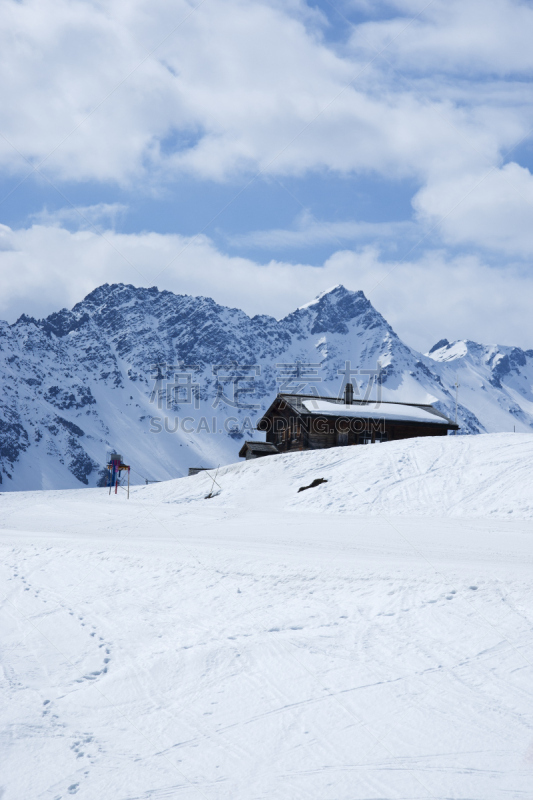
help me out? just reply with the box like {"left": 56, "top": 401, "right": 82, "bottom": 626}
{"left": 1, "top": 435, "right": 532, "bottom": 799}
{"left": 1, "top": 282, "right": 532, "bottom": 491}
{"left": 143, "top": 432, "right": 533, "bottom": 520}
{"left": 427, "top": 338, "right": 533, "bottom": 435}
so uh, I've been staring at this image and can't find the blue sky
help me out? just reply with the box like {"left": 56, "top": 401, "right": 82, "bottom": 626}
{"left": 1, "top": 0, "right": 533, "bottom": 351}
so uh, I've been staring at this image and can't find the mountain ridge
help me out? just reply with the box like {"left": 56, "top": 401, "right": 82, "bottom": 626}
{"left": 1, "top": 283, "right": 532, "bottom": 490}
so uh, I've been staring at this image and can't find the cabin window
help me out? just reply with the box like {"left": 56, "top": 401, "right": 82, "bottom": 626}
{"left": 358, "top": 432, "right": 387, "bottom": 444}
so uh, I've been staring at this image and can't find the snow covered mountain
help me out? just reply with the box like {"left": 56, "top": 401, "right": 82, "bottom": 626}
{"left": 426, "top": 338, "right": 533, "bottom": 434}
{"left": 1, "top": 282, "right": 532, "bottom": 490}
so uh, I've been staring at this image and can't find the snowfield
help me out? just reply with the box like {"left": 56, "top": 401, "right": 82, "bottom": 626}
{"left": 148, "top": 431, "right": 533, "bottom": 519}
{"left": 1, "top": 433, "right": 533, "bottom": 799}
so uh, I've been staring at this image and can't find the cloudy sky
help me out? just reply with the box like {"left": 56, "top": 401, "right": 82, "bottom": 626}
{"left": 1, "top": 0, "right": 533, "bottom": 351}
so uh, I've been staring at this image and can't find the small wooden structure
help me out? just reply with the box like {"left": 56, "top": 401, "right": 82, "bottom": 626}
{"left": 188, "top": 467, "right": 209, "bottom": 476}
{"left": 238, "top": 441, "right": 280, "bottom": 460}
{"left": 254, "top": 384, "right": 458, "bottom": 454}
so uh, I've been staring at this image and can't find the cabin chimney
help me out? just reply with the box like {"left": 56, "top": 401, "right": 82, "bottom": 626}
{"left": 344, "top": 382, "right": 354, "bottom": 405}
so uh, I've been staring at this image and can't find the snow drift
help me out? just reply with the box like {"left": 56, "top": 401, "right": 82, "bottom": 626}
{"left": 141, "top": 432, "right": 533, "bottom": 520}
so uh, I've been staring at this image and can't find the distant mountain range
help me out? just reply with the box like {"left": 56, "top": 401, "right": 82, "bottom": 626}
{"left": 1, "top": 283, "right": 532, "bottom": 490}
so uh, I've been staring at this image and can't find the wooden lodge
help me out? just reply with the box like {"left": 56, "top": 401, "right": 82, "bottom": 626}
{"left": 249, "top": 384, "right": 458, "bottom": 455}
{"left": 238, "top": 441, "right": 280, "bottom": 460}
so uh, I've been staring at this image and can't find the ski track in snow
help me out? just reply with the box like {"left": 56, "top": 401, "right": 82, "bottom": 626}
{"left": 1, "top": 434, "right": 533, "bottom": 798}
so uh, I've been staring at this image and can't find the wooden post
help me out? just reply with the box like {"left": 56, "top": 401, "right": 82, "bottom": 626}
{"left": 127, "top": 468, "right": 130, "bottom": 500}
{"left": 115, "top": 479, "right": 118, "bottom": 495}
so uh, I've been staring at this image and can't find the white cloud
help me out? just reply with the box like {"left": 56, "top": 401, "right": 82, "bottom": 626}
{"left": 350, "top": 0, "right": 533, "bottom": 75}
{"left": 30, "top": 203, "right": 128, "bottom": 230}
{"left": 1, "top": 221, "right": 533, "bottom": 352}
{"left": 413, "top": 162, "right": 533, "bottom": 256}
{"left": 228, "top": 210, "right": 416, "bottom": 248}
{"left": 0, "top": 0, "right": 533, "bottom": 328}
{"left": 0, "top": 0, "right": 529, "bottom": 188}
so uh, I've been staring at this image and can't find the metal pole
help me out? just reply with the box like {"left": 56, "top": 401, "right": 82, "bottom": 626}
{"left": 127, "top": 468, "right": 130, "bottom": 499}
{"left": 454, "top": 378, "right": 459, "bottom": 426}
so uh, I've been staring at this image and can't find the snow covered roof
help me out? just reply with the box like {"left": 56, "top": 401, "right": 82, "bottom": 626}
{"left": 300, "top": 399, "right": 450, "bottom": 424}
{"left": 268, "top": 394, "right": 456, "bottom": 426}
{"left": 239, "top": 441, "right": 280, "bottom": 457}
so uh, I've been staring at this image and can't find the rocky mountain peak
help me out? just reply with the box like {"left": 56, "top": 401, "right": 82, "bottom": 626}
{"left": 428, "top": 338, "right": 449, "bottom": 354}
{"left": 282, "top": 285, "right": 392, "bottom": 337}
{"left": 2, "top": 282, "right": 533, "bottom": 491}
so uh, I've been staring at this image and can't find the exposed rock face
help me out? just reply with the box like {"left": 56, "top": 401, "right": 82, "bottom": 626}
{"left": 1, "top": 283, "right": 531, "bottom": 490}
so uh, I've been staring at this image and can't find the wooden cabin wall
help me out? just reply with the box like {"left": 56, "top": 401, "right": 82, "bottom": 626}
{"left": 263, "top": 404, "right": 300, "bottom": 451}
{"left": 262, "top": 405, "right": 450, "bottom": 453}
{"left": 388, "top": 424, "right": 448, "bottom": 441}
